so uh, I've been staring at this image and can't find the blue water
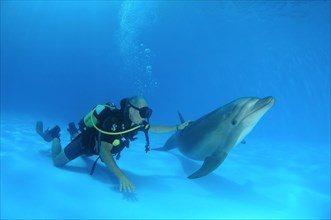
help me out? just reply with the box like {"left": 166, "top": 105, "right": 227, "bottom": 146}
{"left": 1, "top": 1, "right": 330, "bottom": 219}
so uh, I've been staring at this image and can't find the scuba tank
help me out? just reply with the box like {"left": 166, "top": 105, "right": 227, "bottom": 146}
{"left": 81, "top": 104, "right": 116, "bottom": 129}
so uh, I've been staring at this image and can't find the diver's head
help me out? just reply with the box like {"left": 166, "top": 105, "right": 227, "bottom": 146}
{"left": 127, "top": 96, "right": 152, "bottom": 125}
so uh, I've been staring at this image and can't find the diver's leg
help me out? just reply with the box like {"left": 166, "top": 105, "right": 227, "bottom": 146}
{"left": 54, "top": 134, "right": 84, "bottom": 166}
{"left": 51, "top": 137, "right": 70, "bottom": 166}
{"left": 35, "top": 121, "right": 69, "bottom": 166}
{"left": 36, "top": 121, "right": 61, "bottom": 142}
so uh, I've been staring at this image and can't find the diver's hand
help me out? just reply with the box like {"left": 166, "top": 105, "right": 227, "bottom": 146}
{"left": 178, "top": 121, "right": 191, "bottom": 130}
{"left": 119, "top": 175, "right": 135, "bottom": 193}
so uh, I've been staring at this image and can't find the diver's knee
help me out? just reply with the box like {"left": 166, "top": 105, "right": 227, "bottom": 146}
{"left": 52, "top": 152, "right": 70, "bottom": 167}
{"left": 53, "top": 160, "right": 65, "bottom": 167}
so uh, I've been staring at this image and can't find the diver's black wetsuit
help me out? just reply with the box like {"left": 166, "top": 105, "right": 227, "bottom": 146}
{"left": 63, "top": 106, "right": 138, "bottom": 161}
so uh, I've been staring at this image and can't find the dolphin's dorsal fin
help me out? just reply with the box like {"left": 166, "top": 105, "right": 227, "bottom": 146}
{"left": 178, "top": 111, "right": 185, "bottom": 123}
{"left": 188, "top": 152, "right": 228, "bottom": 179}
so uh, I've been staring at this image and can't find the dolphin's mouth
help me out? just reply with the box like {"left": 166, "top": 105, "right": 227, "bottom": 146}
{"left": 256, "top": 96, "right": 275, "bottom": 110}
{"left": 245, "top": 96, "right": 275, "bottom": 118}
{"left": 231, "top": 96, "right": 275, "bottom": 124}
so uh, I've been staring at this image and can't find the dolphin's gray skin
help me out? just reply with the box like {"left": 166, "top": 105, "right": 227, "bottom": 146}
{"left": 154, "top": 96, "right": 275, "bottom": 179}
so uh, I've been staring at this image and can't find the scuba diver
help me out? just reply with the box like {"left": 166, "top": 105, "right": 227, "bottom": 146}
{"left": 36, "top": 96, "right": 190, "bottom": 193}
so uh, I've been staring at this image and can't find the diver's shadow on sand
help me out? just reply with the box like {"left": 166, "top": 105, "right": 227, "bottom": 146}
{"left": 60, "top": 156, "right": 139, "bottom": 201}
{"left": 40, "top": 150, "right": 174, "bottom": 202}
{"left": 60, "top": 156, "right": 174, "bottom": 202}
{"left": 169, "top": 151, "right": 283, "bottom": 209}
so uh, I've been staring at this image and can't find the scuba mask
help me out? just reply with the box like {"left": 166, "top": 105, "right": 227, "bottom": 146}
{"left": 128, "top": 102, "right": 153, "bottom": 119}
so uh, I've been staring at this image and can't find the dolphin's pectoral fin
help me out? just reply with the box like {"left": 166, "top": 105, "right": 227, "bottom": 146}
{"left": 188, "top": 152, "right": 228, "bottom": 179}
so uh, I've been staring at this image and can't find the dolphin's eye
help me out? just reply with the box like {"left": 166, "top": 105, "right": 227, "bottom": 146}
{"left": 232, "top": 120, "right": 237, "bottom": 125}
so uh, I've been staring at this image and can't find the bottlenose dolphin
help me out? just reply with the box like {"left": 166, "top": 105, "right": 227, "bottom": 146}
{"left": 154, "top": 96, "right": 275, "bottom": 179}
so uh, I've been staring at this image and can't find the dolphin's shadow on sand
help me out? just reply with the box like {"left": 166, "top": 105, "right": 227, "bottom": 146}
{"left": 167, "top": 151, "right": 283, "bottom": 209}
